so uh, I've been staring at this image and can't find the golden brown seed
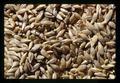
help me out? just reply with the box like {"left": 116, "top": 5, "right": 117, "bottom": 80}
{"left": 56, "top": 14, "right": 63, "bottom": 20}
{"left": 66, "top": 58, "right": 72, "bottom": 68}
{"left": 108, "top": 21, "right": 115, "bottom": 29}
{"left": 47, "top": 58, "right": 57, "bottom": 64}
{"left": 17, "top": 8, "right": 27, "bottom": 14}
{"left": 31, "top": 44, "right": 41, "bottom": 52}
{"left": 109, "top": 74, "right": 115, "bottom": 79}
{"left": 35, "top": 4, "right": 46, "bottom": 11}
{"left": 36, "top": 55, "right": 45, "bottom": 60}
{"left": 60, "top": 57, "right": 66, "bottom": 70}
{"left": 52, "top": 72, "right": 57, "bottom": 79}
{"left": 70, "top": 13, "right": 79, "bottom": 24}
{"left": 32, "top": 63, "right": 40, "bottom": 72}
{"left": 94, "top": 72, "right": 106, "bottom": 77}
{"left": 56, "top": 29, "right": 65, "bottom": 38}
{"left": 45, "top": 31, "right": 56, "bottom": 37}
{"left": 10, "top": 55, "right": 20, "bottom": 61}
{"left": 60, "top": 8, "right": 68, "bottom": 14}
{"left": 28, "top": 42, "right": 33, "bottom": 50}
{"left": 81, "top": 29, "right": 92, "bottom": 35}
{"left": 40, "top": 67, "right": 46, "bottom": 74}
{"left": 15, "top": 68, "right": 20, "bottom": 78}
{"left": 98, "top": 42, "right": 104, "bottom": 55}
{"left": 26, "top": 75, "right": 36, "bottom": 79}
{"left": 11, "top": 61, "right": 19, "bottom": 68}
{"left": 20, "top": 52, "right": 27, "bottom": 65}
{"left": 103, "top": 9, "right": 113, "bottom": 24}
{"left": 77, "top": 65, "right": 87, "bottom": 71}
{"left": 91, "top": 35, "right": 98, "bottom": 46}
{"left": 21, "top": 38, "right": 31, "bottom": 43}
{"left": 79, "top": 33, "right": 88, "bottom": 40}
{"left": 7, "top": 67, "right": 18, "bottom": 73}
{"left": 77, "top": 55, "right": 83, "bottom": 64}
{"left": 49, "top": 64, "right": 59, "bottom": 71}
{"left": 5, "top": 72, "right": 14, "bottom": 76}
{"left": 41, "top": 48, "right": 50, "bottom": 58}
{"left": 91, "top": 13, "right": 98, "bottom": 24}
{"left": 19, "top": 74, "right": 25, "bottom": 79}
{"left": 45, "top": 70, "right": 51, "bottom": 79}
{"left": 46, "top": 65, "right": 53, "bottom": 74}
{"left": 27, "top": 52, "right": 34, "bottom": 63}
{"left": 19, "top": 65, "right": 24, "bottom": 74}
{"left": 35, "top": 11, "right": 43, "bottom": 22}
{"left": 26, "top": 4, "right": 34, "bottom": 10}
{"left": 40, "top": 20, "right": 54, "bottom": 26}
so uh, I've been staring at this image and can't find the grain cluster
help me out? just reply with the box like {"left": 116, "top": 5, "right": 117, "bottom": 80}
{"left": 4, "top": 4, "right": 116, "bottom": 79}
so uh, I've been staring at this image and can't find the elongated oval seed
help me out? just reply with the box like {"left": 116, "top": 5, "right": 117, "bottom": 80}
{"left": 60, "top": 57, "right": 66, "bottom": 70}
{"left": 91, "top": 76, "right": 106, "bottom": 79}
{"left": 52, "top": 72, "right": 57, "bottom": 79}
{"left": 103, "top": 9, "right": 113, "bottom": 24}
{"left": 68, "top": 29, "right": 74, "bottom": 39}
{"left": 101, "top": 64, "right": 114, "bottom": 69}
{"left": 49, "top": 64, "right": 59, "bottom": 71}
{"left": 35, "top": 4, "right": 46, "bottom": 11}
{"left": 91, "top": 13, "right": 98, "bottom": 24}
{"left": 35, "top": 11, "right": 43, "bottom": 22}
{"left": 40, "top": 20, "right": 54, "bottom": 25}
{"left": 106, "top": 41, "right": 115, "bottom": 47}
{"left": 28, "top": 42, "right": 33, "bottom": 50}
{"left": 41, "top": 48, "right": 50, "bottom": 58}
{"left": 27, "top": 52, "right": 34, "bottom": 63}
{"left": 35, "top": 71, "right": 40, "bottom": 79}
{"left": 56, "top": 29, "right": 65, "bottom": 38}
{"left": 62, "top": 39, "right": 72, "bottom": 44}
{"left": 109, "top": 74, "right": 115, "bottom": 79}
{"left": 77, "top": 65, "right": 87, "bottom": 71}
{"left": 56, "top": 14, "right": 63, "bottom": 20}
{"left": 10, "top": 55, "right": 20, "bottom": 61}
{"left": 46, "top": 65, "right": 53, "bottom": 74}
{"left": 21, "top": 38, "right": 31, "bottom": 43}
{"left": 26, "top": 4, "right": 34, "bottom": 10}
{"left": 17, "top": 8, "right": 27, "bottom": 14}
{"left": 15, "top": 68, "right": 21, "bottom": 78}
{"left": 36, "top": 55, "right": 45, "bottom": 60}
{"left": 7, "top": 67, "right": 18, "bottom": 73}
{"left": 19, "top": 65, "right": 24, "bottom": 73}
{"left": 40, "top": 67, "right": 46, "bottom": 74}
{"left": 66, "top": 58, "right": 72, "bottom": 68}
{"left": 19, "top": 74, "right": 25, "bottom": 79}
{"left": 45, "top": 31, "right": 56, "bottom": 37}
{"left": 20, "top": 52, "right": 27, "bottom": 65}
{"left": 81, "top": 29, "right": 92, "bottom": 35}
{"left": 47, "top": 58, "right": 57, "bottom": 64}
{"left": 31, "top": 44, "right": 41, "bottom": 52}
{"left": 91, "top": 35, "right": 98, "bottom": 46}
{"left": 94, "top": 72, "right": 106, "bottom": 77}
{"left": 11, "top": 61, "right": 19, "bottom": 68}
{"left": 26, "top": 75, "right": 36, "bottom": 79}
{"left": 5, "top": 72, "right": 14, "bottom": 76}
{"left": 77, "top": 56, "right": 83, "bottom": 64}
{"left": 32, "top": 63, "right": 40, "bottom": 72}
{"left": 108, "top": 21, "right": 115, "bottom": 29}
{"left": 98, "top": 42, "right": 104, "bottom": 55}
{"left": 79, "top": 33, "right": 88, "bottom": 40}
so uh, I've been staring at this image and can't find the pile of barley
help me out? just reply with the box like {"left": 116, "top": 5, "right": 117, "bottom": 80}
{"left": 4, "top": 4, "right": 116, "bottom": 79}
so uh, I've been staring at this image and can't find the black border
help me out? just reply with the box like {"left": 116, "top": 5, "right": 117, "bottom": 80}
{"left": 1, "top": 0, "right": 119, "bottom": 83}
{"left": 0, "top": 3, "right": 4, "bottom": 80}
{"left": 116, "top": 3, "right": 120, "bottom": 80}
